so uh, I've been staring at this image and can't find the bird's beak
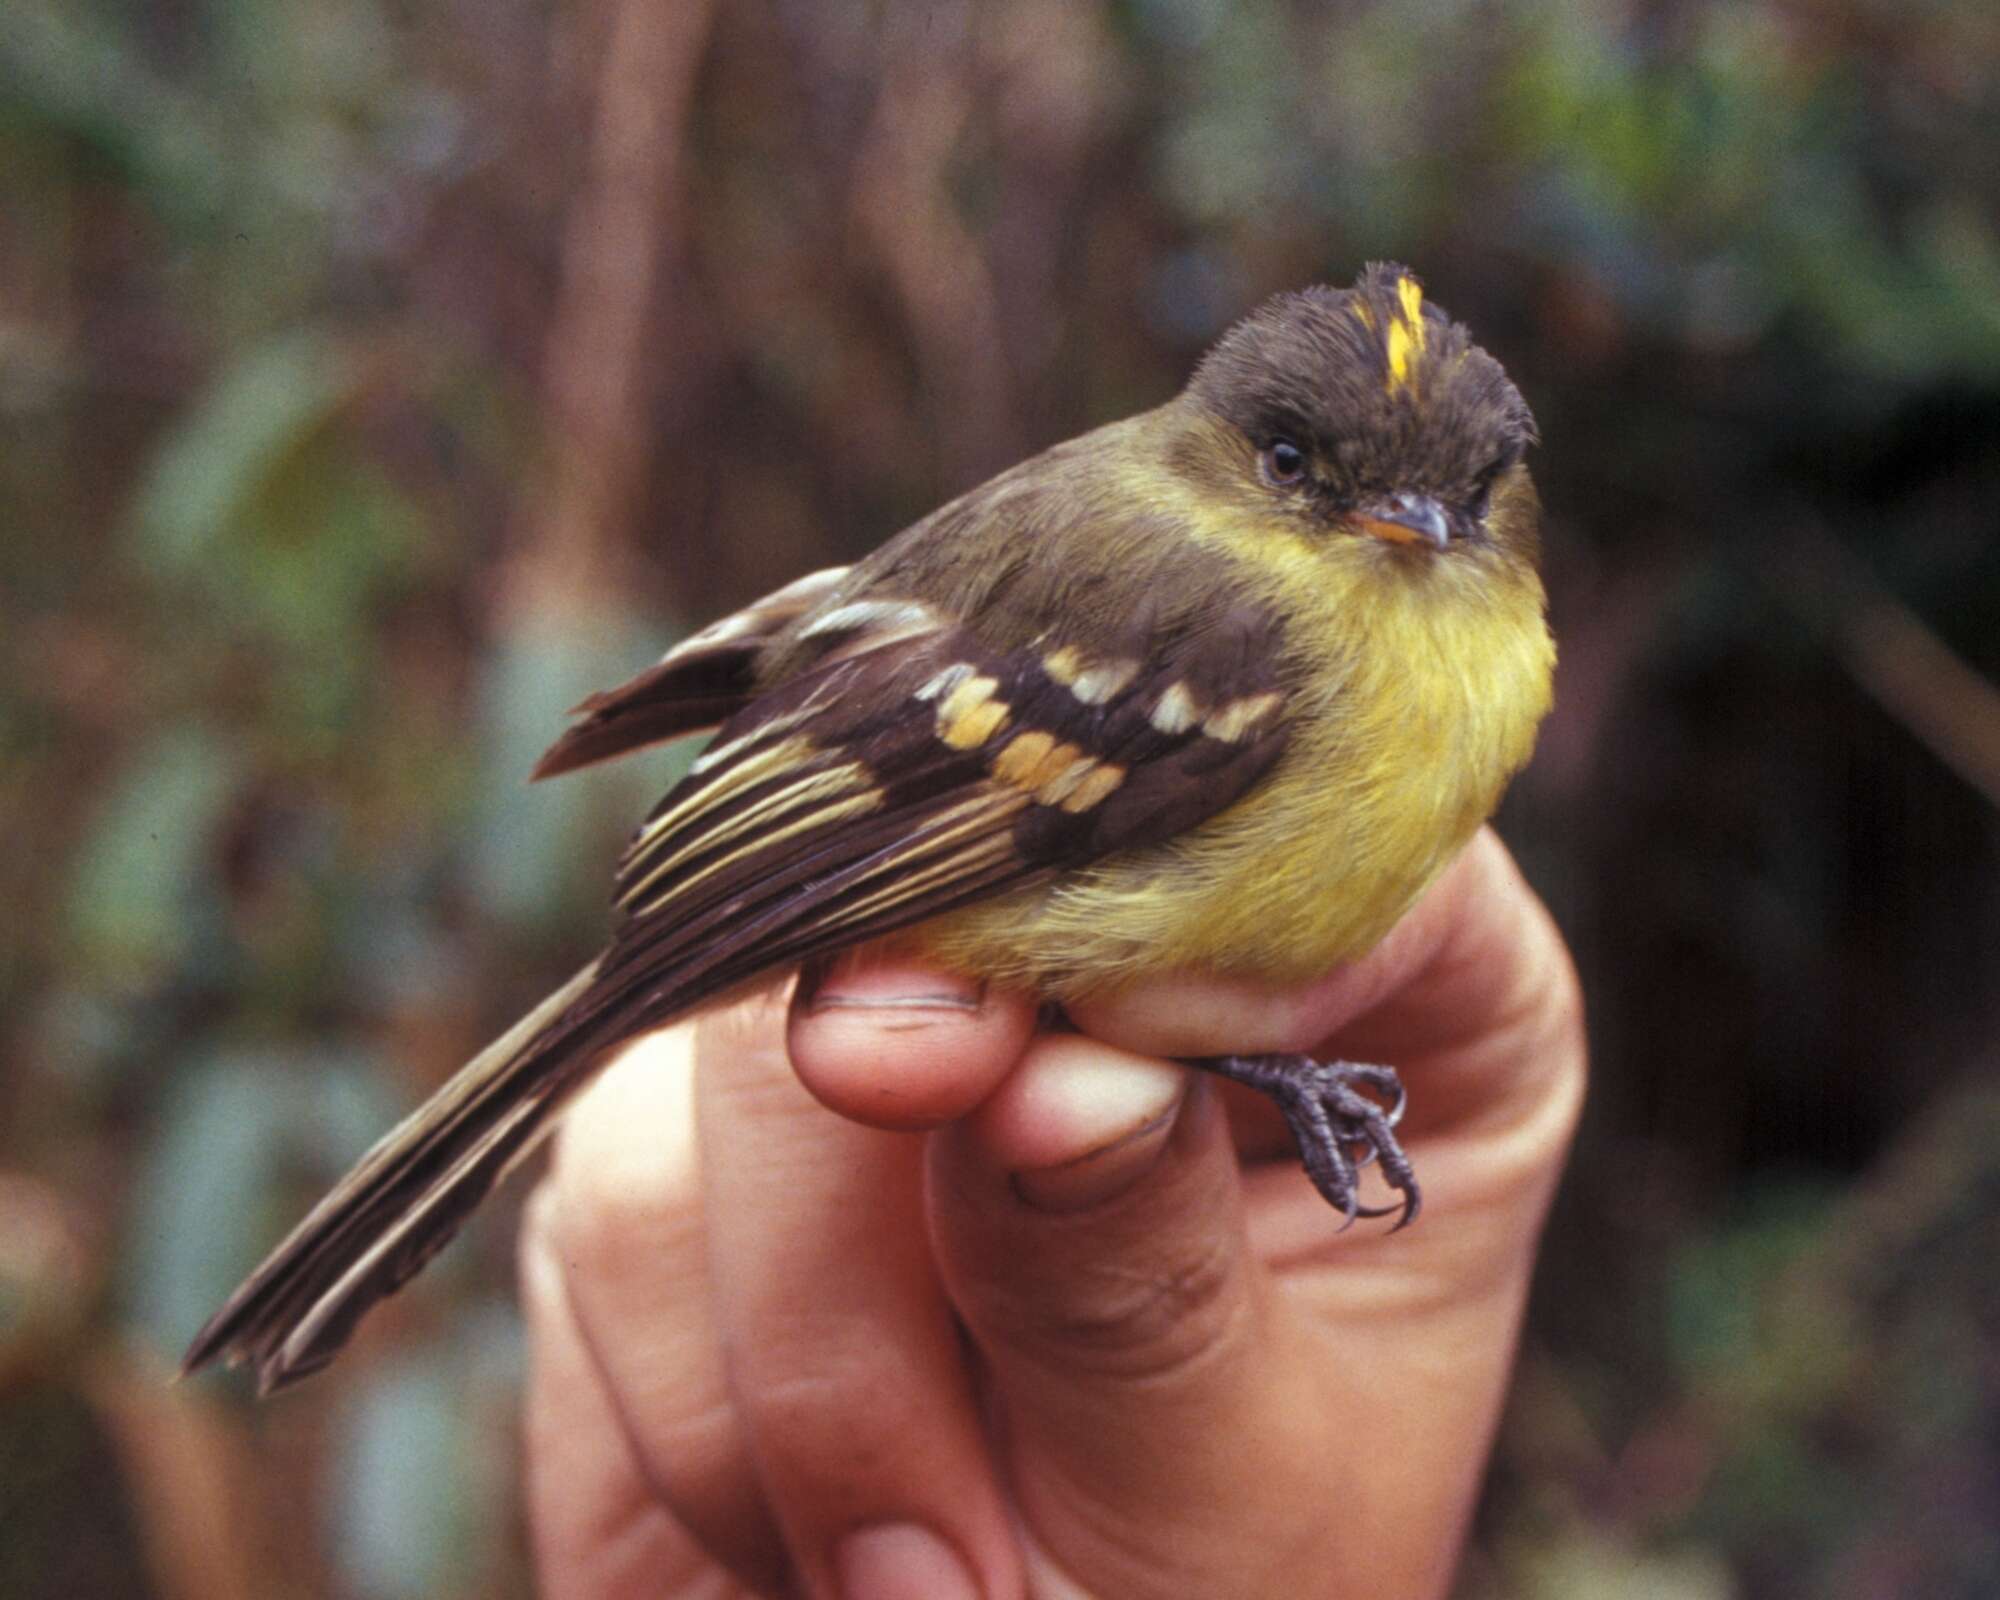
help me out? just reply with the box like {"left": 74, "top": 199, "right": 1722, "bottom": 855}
{"left": 1351, "top": 492, "right": 1452, "bottom": 551}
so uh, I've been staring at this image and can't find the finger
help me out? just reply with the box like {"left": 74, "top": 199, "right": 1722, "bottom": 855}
{"left": 541, "top": 1027, "right": 791, "bottom": 1596}
{"left": 789, "top": 946, "right": 1039, "bottom": 1129}
{"left": 520, "top": 1177, "right": 734, "bottom": 1600}
{"left": 696, "top": 979, "right": 1023, "bottom": 1600}
{"left": 921, "top": 1037, "right": 1357, "bottom": 1599}
{"left": 1244, "top": 835, "right": 1585, "bottom": 1600}
{"left": 793, "top": 946, "right": 1189, "bottom": 1201}
{"left": 915, "top": 830, "right": 1586, "bottom": 1599}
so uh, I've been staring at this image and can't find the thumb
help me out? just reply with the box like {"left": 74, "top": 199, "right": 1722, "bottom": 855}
{"left": 927, "top": 1037, "right": 1342, "bottom": 1600}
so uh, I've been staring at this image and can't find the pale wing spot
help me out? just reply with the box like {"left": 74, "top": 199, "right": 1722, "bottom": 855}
{"left": 944, "top": 700, "right": 1011, "bottom": 749}
{"left": 1018, "top": 737, "right": 1089, "bottom": 793}
{"left": 1025, "top": 740, "right": 1088, "bottom": 790}
{"left": 993, "top": 730, "right": 1055, "bottom": 785}
{"left": 1203, "top": 691, "right": 1283, "bottom": 743}
{"left": 938, "top": 675, "right": 1010, "bottom": 749}
{"left": 1068, "top": 659, "right": 1139, "bottom": 705}
{"left": 992, "top": 730, "right": 1057, "bottom": 788}
{"left": 799, "top": 599, "right": 937, "bottom": 639}
{"left": 937, "top": 675, "right": 998, "bottom": 721}
{"left": 1033, "top": 755, "right": 1103, "bottom": 808}
{"left": 1041, "top": 646, "right": 1137, "bottom": 705}
{"left": 677, "top": 566, "right": 850, "bottom": 650}
{"left": 1042, "top": 646, "right": 1084, "bottom": 685}
{"left": 915, "top": 663, "right": 976, "bottom": 703}
{"left": 1149, "top": 682, "right": 1203, "bottom": 735}
{"left": 1058, "top": 762, "right": 1126, "bottom": 814}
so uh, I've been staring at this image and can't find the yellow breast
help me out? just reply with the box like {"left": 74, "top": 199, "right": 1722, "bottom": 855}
{"left": 916, "top": 536, "right": 1554, "bottom": 995}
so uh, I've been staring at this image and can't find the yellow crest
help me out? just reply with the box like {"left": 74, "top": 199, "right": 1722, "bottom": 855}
{"left": 1385, "top": 273, "right": 1426, "bottom": 394}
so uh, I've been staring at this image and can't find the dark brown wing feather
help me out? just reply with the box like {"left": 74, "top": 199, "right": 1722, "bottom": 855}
{"left": 183, "top": 604, "right": 1290, "bottom": 1392}
{"left": 597, "top": 605, "right": 1288, "bottom": 988}
{"left": 179, "top": 962, "right": 619, "bottom": 1390}
{"left": 531, "top": 566, "right": 850, "bottom": 779}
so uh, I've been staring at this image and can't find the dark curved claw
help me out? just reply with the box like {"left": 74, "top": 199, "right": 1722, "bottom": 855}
{"left": 1189, "top": 1053, "right": 1421, "bottom": 1228}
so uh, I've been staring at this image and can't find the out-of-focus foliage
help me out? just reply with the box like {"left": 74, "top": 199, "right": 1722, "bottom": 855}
{"left": 3, "top": 0, "right": 1997, "bottom": 1595}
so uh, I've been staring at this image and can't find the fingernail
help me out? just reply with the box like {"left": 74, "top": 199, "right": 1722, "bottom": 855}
{"left": 834, "top": 1522, "right": 981, "bottom": 1600}
{"left": 1010, "top": 1057, "right": 1189, "bottom": 1213}
{"left": 800, "top": 953, "right": 984, "bottom": 1016}
{"left": 810, "top": 990, "right": 984, "bottom": 1014}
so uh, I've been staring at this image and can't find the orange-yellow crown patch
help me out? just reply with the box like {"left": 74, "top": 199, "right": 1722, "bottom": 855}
{"left": 1385, "top": 273, "right": 1426, "bottom": 394}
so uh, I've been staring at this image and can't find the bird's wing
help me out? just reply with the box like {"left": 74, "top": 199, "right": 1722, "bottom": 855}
{"left": 531, "top": 565, "right": 852, "bottom": 779}
{"left": 579, "top": 602, "right": 1293, "bottom": 1011}
{"left": 182, "top": 599, "right": 1291, "bottom": 1392}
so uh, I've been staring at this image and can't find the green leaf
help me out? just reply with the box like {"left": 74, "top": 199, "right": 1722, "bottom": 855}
{"left": 64, "top": 723, "right": 242, "bottom": 990}
{"left": 122, "top": 1043, "right": 398, "bottom": 1360}
{"left": 124, "top": 325, "right": 353, "bottom": 575}
{"left": 330, "top": 1342, "right": 501, "bottom": 1600}
{"left": 468, "top": 613, "right": 689, "bottom": 936}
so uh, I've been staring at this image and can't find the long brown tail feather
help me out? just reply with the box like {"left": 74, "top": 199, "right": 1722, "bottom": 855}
{"left": 184, "top": 603, "right": 1294, "bottom": 1392}
{"left": 178, "top": 789, "right": 1029, "bottom": 1392}
{"left": 182, "top": 961, "right": 612, "bottom": 1393}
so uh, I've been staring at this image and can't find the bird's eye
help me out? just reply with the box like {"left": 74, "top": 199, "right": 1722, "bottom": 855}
{"left": 1262, "top": 439, "right": 1308, "bottom": 486}
{"left": 1469, "top": 452, "right": 1515, "bottom": 514}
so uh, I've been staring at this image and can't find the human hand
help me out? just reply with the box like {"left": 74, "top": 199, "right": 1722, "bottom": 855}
{"left": 519, "top": 827, "right": 1585, "bottom": 1600}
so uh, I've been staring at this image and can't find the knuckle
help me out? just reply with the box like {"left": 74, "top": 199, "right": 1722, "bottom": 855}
{"left": 737, "top": 1363, "right": 855, "bottom": 1442}
{"left": 979, "top": 1232, "right": 1253, "bottom": 1384}
{"left": 514, "top": 1180, "right": 568, "bottom": 1318}
{"left": 731, "top": 1358, "right": 928, "bottom": 1492}
{"left": 546, "top": 1083, "right": 701, "bottom": 1279}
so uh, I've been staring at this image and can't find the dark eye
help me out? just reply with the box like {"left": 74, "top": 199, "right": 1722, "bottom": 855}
{"left": 1470, "top": 452, "right": 1515, "bottom": 512}
{"left": 1261, "top": 439, "right": 1308, "bottom": 486}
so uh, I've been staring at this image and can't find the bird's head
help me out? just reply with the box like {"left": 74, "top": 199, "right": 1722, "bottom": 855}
{"left": 1179, "top": 264, "right": 1540, "bottom": 574}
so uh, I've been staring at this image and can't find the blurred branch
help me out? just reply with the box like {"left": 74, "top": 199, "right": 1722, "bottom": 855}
{"left": 851, "top": 8, "right": 1022, "bottom": 487}
{"left": 83, "top": 1347, "right": 266, "bottom": 1600}
{"left": 1839, "top": 594, "right": 2000, "bottom": 813}
{"left": 504, "top": 0, "right": 718, "bottom": 623}
{"left": 1766, "top": 521, "right": 2000, "bottom": 812}
{"left": 0, "top": 1171, "right": 94, "bottom": 1393}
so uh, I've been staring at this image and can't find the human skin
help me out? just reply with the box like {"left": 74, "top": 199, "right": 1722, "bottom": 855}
{"left": 518, "top": 827, "right": 1586, "bottom": 1600}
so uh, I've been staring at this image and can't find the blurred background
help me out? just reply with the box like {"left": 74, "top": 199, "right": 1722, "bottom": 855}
{"left": 4, "top": 0, "right": 1998, "bottom": 1595}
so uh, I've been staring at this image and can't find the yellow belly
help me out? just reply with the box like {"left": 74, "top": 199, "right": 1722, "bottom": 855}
{"left": 913, "top": 551, "right": 1554, "bottom": 995}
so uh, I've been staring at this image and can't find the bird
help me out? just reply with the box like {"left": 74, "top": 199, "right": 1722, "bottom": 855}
{"left": 183, "top": 263, "right": 1554, "bottom": 1394}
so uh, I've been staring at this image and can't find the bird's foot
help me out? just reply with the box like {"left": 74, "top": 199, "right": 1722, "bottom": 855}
{"left": 1189, "top": 1054, "right": 1420, "bottom": 1228}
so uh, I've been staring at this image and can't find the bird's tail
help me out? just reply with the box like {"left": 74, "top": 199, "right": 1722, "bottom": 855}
{"left": 181, "top": 959, "right": 614, "bottom": 1394}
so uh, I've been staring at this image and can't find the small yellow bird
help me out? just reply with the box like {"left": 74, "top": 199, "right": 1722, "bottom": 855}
{"left": 185, "top": 264, "right": 1554, "bottom": 1393}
